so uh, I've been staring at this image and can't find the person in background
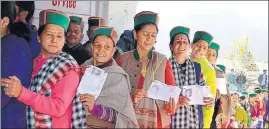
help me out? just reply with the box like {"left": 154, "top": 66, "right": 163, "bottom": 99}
{"left": 239, "top": 94, "right": 249, "bottom": 111}
{"left": 15, "top": 1, "right": 40, "bottom": 59}
{"left": 241, "top": 91, "right": 249, "bottom": 102}
{"left": 236, "top": 71, "right": 247, "bottom": 93}
{"left": 80, "top": 26, "right": 138, "bottom": 128}
{"left": 261, "top": 89, "right": 269, "bottom": 128}
{"left": 227, "top": 69, "right": 237, "bottom": 92}
{"left": 30, "top": 17, "right": 37, "bottom": 33}
{"left": 210, "top": 64, "right": 227, "bottom": 128}
{"left": 231, "top": 92, "right": 248, "bottom": 128}
{"left": 258, "top": 69, "right": 267, "bottom": 89}
{"left": 1, "top": 9, "right": 86, "bottom": 128}
{"left": 215, "top": 86, "right": 231, "bottom": 128}
{"left": 63, "top": 16, "right": 92, "bottom": 65}
{"left": 249, "top": 92, "right": 260, "bottom": 128}
{"left": 254, "top": 88, "right": 266, "bottom": 128}
{"left": 239, "top": 95, "right": 252, "bottom": 127}
{"left": 113, "top": 29, "right": 135, "bottom": 59}
{"left": 116, "top": 11, "right": 177, "bottom": 128}
{"left": 168, "top": 26, "right": 214, "bottom": 128}
{"left": 1, "top": 1, "right": 32, "bottom": 128}
{"left": 206, "top": 41, "right": 226, "bottom": 128}
{"left": 190, "top": 31, "right": 217, "bottom": 128}
{"left": 83, "top": 16, "right": 105, "bottom": 50}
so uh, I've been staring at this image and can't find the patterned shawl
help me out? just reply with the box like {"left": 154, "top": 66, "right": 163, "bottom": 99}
{"left": 26, "top": 52, "right": 87, "bottom": 128}
{"left": 170, "top": 56, "right": 205, "bottom": 128}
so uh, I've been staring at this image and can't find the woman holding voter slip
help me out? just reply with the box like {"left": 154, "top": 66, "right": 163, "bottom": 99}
{"left": 79, "top": 26, "right": 139, "bottom": 128}
{"left": 168, "top": 26, "right": 214, "bottom": 128}
{"left": 1, "top": 9, "right": 86, "bottom": 128}
{"left": 116, "top": 11, "right": 177, "bottom": 128}
{"left": 190, "top": 30, "right": 217, "bottom": 128}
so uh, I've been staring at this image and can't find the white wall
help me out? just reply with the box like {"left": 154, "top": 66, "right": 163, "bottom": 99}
{"left": 32, "top": 1, "right": 138, "bottom": 43}
{"left": 33, "top": 1, "right": 108, "bottom": 43}
{"left": 106, "top": 1, "right": 138, "bottom": 40}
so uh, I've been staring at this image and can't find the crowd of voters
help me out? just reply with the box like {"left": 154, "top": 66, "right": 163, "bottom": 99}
{"left": 1, "top": 1, "right": 268, "bottom": 128}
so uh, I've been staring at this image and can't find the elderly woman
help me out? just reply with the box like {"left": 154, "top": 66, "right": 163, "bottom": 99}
{"left": 80, "top": 26, "right": 138, "bottom": 128}
{"left": 116, "top": 11, "right": 176, "bottom": 128}
{"left": 168, "top": 26, "right": 215, "bottom": 128}
{"left": 190, "top": 31, "right": 217, "bottom": 128}
{"left": 1, "top": 9, "right": 86, "bottom": 128}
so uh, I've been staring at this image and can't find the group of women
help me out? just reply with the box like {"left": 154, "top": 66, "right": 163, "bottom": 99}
{"left": 2, "top": 1, "right": 230, "bottom": 128}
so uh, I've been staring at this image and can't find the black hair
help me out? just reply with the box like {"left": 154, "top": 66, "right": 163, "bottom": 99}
{"left": 1, "top": 2, "right": 31, "bottom": 42}
{"left": 169, "top": 33, "right": 190, "bottom": 53}
{"left": 15, "top": 1, "right": 35, "bottom": 22}
{"left": 10, "top": 21, "right": 31, "bottom": 43}
{"left": 92, "top": 35, "right": 116, "bottom": 47}
{"left": 38, "top": 24, "right": 67, "bottom": 37}
{"left": 70, "top": 20, "right": 84, "bottom": 33}
{"left": 231, "top": 92, "right": 240, "bottom": 97}
{"left": 134, "top": 22, "right": 159, "bottom": 33}
{"left": 1, "top": 1, "right": 16, "bottom": 29}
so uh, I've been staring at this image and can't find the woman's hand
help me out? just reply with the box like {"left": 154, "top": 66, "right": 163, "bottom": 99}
{"left": 1, "top": 76, "right": 23, "bottom": 98}
{"left": 203, "top": 96, "right": 215, "bottom": 108}
{"left": 177, "top": 96, "right": 190, "bottom": 108}
{"left": 133, "top": 89, "right": 148, "bottom": 104}
{"left": 79, "top": 94, "right": 95, "bottom": 112}
{"left": 164, "top": 97, "right": 176, "bottom": 116}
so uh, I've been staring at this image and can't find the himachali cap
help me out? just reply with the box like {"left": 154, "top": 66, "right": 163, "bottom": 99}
{"left": 239, "top": 95, "right": 246, "bottom": 100}
{"left": 241, "top": 91, "right": 248, "bottom": 96}
{"left": 254, "top": 88, "right": 262, "bottom": 94}
{"left": 216, "top": 64, "right": 226, "bottom": 73}
{"left": 210, "top": 42, "right": 220, "bottom": 52}
{"left": 88, "top": 16, "right": 105, "bottom": 29}
{"left": 39, "top": 9, "right": 70, "bottom": 31}
{"left": 170, "top": 26, "right": 190, "bottom": 39}
{"left": 261, "top": 89, "right": 268, "bottom": 93}
{"left": 70, "top": 16, "right": 83, "bottom": 26}
{"left": 193, "top": 31, "right": 213, "bottom": 45}
{"left": 92, "top": 26, "right": 117, "bottom": 44}
{"left": 249, "top": 93, "right": 257, "bottom": 98}
{"left": 134, "top": 11, "right": 159, "bottom": 28}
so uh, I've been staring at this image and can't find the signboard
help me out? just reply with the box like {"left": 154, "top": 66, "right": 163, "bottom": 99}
{"left": 33, "top": 1, "right": 93, "bottom": 43}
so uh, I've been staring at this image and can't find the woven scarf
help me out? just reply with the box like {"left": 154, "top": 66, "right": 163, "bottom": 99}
{"left": 134, "top": 52, "right": 170, "bottom": 128}
{"left": 170, "top": 56, "right": 200, "bottom": 128}
{"left": 26, "top": 52, "right": 86, "bottom": 128}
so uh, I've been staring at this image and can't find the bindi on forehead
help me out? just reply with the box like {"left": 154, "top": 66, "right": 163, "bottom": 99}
{"left": 45, "top": 30, "right": 64, "bottom": 34}
{"left": 141, "top": 30, "right": 157, "bottom": 34}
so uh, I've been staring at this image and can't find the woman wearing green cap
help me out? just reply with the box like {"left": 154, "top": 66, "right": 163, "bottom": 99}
{"left": 206, "top": 42, "right": 224, "bottom": 77}
{"left": 190, "top": 31, "right": 216, "bottom": 128}
{"left": 254, "top": 88, "right": 266, "bottom": 128}
{"left": 239, "top": 95, "right": 252, "bottom": 127}
{"left": 168, "top": 26, "right": 215, "bottom": 128}
{"left": 116, "top": 11, "right": 176, "bottom": 128}
{"left": 80, "top": 26, "right": 138, "bottom": 128}
{"left": 249, "top": 92, "right": 260, "bottom": 128}
{"left": 1, "top": 9, "right": 86, "bottom": 128}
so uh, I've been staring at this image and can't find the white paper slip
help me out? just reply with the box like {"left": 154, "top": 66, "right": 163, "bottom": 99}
{"left": 216, "top": 78, "right": 228, "bottom": 94}
{"left": 148, "top": 80, "right": 181, "bottom": 102}
{"left": 78, "top": 65, "right": 108, "bottom": 100}
{"left": 181, "top": 85, "right": 210, "bottom": 105}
